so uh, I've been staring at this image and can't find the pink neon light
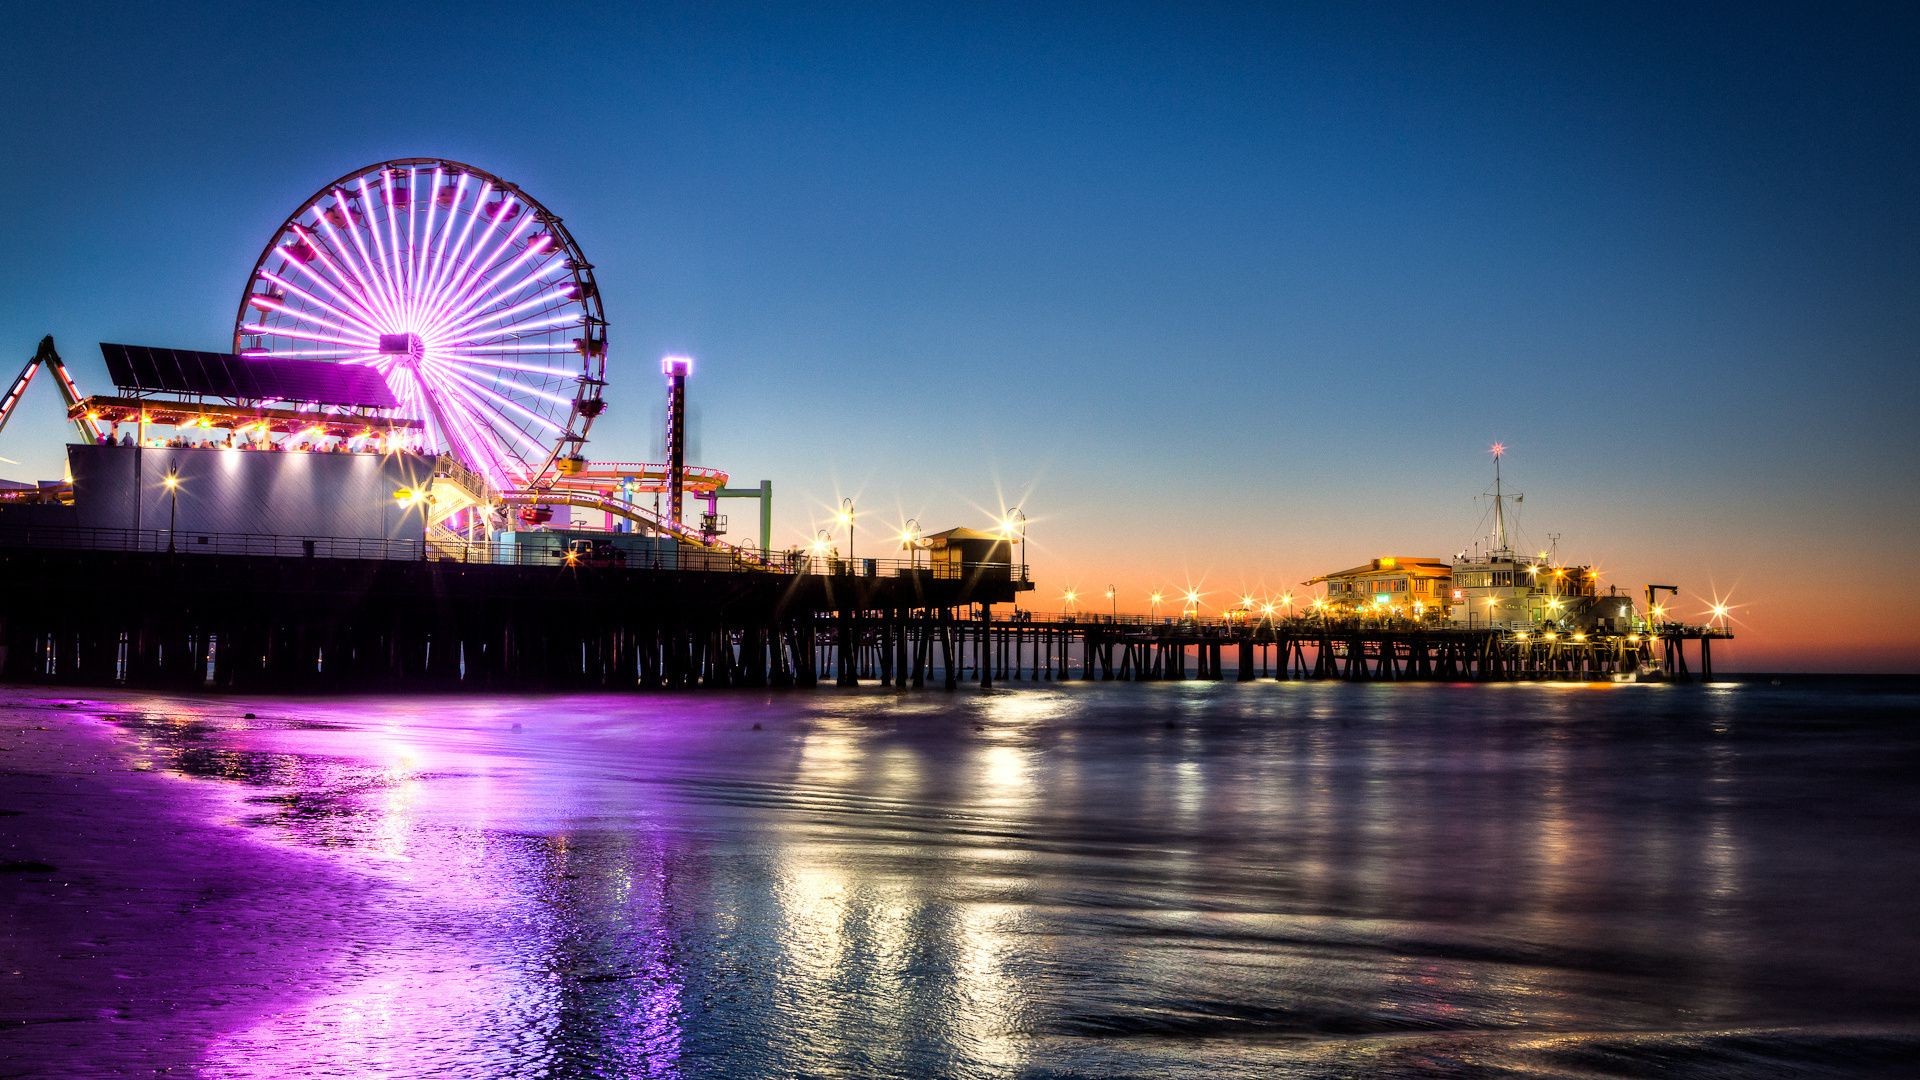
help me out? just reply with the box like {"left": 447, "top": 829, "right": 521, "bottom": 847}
{"left": 421, "top": 224, "right": 550, "bottom": 339}
{"left": 246, "top": 165, "right": 598, "bottom": 487}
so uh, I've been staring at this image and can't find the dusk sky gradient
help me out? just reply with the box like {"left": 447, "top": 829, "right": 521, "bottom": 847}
{"left": 2, "top": 3, "right": 1915, "bottom": 670}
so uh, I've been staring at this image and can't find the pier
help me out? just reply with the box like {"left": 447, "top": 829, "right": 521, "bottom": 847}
{"left": 0, "top": 532, "right": 1728, "bottom": 692}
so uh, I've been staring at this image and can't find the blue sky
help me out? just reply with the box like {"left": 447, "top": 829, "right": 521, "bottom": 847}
{"left": 2, "top": 3, "right": 1916, "bottom": 666}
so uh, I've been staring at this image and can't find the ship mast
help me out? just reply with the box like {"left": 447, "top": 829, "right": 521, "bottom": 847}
{"left": 1490, "top": 441, "right": 1510, "bottom": 557}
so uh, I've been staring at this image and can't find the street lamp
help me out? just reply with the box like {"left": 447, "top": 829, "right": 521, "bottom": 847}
{"left": 899, "top": 517, "right": 921, "bottom": 570}
{"left": 812, "top": 529, "right": 832, "bottom": 573}
{"left": 1063, "top": 589, "right": 1077, "bottom": 616}
{"left": 1150, "top": 591, "right": 1163, "bottom": 620}
{"left": 1001, "top": 507, "right": 1027, "bottom": 582}
{"left": 1183, "top": 589, "right": 1200, "bottom": 619}
{"left": 162, "top": 470, "right": 181, "bottom": 553}
{"left": 838, "top": 498, "right": 855, "bottom": 566}
{"left": 1106, "top": 584, "right": 1116, "bottom": 620}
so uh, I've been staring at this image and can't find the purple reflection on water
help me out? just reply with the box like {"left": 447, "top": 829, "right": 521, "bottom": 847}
{"left": 5, "top": 682, "right": 1920, "bottom": 1078}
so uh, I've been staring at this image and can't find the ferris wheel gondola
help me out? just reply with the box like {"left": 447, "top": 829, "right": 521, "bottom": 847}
{"left": 234, "top": 158, "right": 607, "bottom": 489}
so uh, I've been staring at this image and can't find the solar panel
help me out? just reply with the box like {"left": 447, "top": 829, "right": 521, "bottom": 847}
{"left": 98, "top": 343, "right": 399, "bottom": 410}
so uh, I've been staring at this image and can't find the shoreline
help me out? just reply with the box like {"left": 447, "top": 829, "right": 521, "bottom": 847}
{"left": 0, "top": 692, "right": 367, "bottom": 1076}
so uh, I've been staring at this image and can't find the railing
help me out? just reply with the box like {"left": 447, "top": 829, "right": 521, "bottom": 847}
{"left": 0, "top": 523, "right": 1033, "bottom": 581}
{"left": 0, "top": 524, "right": 431, "bottom": 562}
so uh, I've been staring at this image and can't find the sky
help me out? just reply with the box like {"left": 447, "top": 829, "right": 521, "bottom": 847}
{"left": 1, "top": 3, "right": 1916, "bottom": 671}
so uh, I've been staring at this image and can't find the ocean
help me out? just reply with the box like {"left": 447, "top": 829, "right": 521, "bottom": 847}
{"left": 3, "top": 678, "right": 1917, "bottom": 1077}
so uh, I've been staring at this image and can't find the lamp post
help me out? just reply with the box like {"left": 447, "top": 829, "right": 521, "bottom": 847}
{"left": 813, "top": 529, "right": 833, "bottom": 574}
{"left": 1007, "top": 507, "right": 1027, "bottom": 581}
{"left": 162, "top": 470, "right": 180, "bottom": 553}
{"left": 900, "top": 517, "right": 921, "bottom": 570}
{"left": 1106, "top": 585, "right": 1117, "bottom": 620}
{"left": 838, "top": 498, "right": 855, "bottom": 567}
{"left": 1064, "top": 589, "right": 1077, "bottom": 617}
{"left": 1150, "top": 592, "right": 1163, "bottom": 621}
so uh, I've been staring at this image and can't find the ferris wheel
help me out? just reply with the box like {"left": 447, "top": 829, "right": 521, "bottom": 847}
{"left": 234, "top": 158, "right": 607, "bottom": 489}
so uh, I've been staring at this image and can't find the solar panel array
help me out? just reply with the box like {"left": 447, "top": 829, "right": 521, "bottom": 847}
{"left": 99, "top": 343, "right": 400, "bottom": 410}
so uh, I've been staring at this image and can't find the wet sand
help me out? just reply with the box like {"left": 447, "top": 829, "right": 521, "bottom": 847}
{"left": 0, "top": 695, "right": 374, "bottom": 1074}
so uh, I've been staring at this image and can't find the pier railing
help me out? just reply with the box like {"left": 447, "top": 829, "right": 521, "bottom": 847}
{"left": 0, "top": 523, "right": 1032, "bottom": 582}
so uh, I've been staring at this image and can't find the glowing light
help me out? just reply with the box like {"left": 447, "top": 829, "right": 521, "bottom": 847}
{"left": 1490, "top": 441, "right": 1505, "bottom": 458}
{"left": 661, "top": 355, "right": 693, "bottom": 377}
{"left": 243, "top": 162, "right": 601, "bottom": 489}
{"left": 161, "top": 473, "right": 180, "bottom": 491}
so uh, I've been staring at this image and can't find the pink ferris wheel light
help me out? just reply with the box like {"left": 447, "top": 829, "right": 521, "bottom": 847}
{"left": 234, "top": 158, "right": 608, "bottom": 488}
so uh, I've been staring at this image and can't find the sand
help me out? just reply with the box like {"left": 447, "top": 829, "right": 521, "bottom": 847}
{"left": 0, "top": 695, "right": 356, "bottom": 1076}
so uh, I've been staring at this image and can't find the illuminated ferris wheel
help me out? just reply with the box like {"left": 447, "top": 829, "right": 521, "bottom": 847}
{"left": 234, "top": 158, "right": 607, "bottom": 488}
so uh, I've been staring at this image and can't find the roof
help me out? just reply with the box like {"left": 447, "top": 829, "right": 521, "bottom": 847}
{"left": 923, "top": 527, "right": 1012, "bottom": 545}
{"left": 1306, "top": 556, "right": 1452, "bottom": 584}
{"left": 99, "top": 343, "right": 400, "bottom": 410}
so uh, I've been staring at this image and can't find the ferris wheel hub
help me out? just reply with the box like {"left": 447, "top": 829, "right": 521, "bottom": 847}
{"left": 377, "top": 333, "right": 425, "bottom": 361}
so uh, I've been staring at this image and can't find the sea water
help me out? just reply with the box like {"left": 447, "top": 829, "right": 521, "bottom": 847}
{"left": 4, "top": 679, "right": 1917, "bottom": 1078}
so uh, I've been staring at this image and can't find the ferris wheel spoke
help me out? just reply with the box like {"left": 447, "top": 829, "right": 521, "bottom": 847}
{"left": 317, "top": 204, "right": 399, "bottom": 328}
{"left": 428, "top": 361, "right": 568, "bottom": 436}
{"left": 282, "top": 225, "right": 388, "bottom": 330}
{"left": 434, "top": 280, "right": 574, "bottom": 343}
{"left": 256, "top": 270, "right": 388, "bottom": 339}
{"left": 239, "top": 323, "right": 378, "bottom": 349}
{"left": 424, "top": 240, "right": 560, "bottom": 342}
{"left": 426, "top": 180, "right": 493, "bottom": 305}
{"left": 433, "top": 351, "right": 580, "bottom": 377}
{"left": 398, "top": 168, "right": 420, "bottom": 325}
{"left": 427, "top": 227, "right": 549, "bottom": 339}
{"left": 437, "top": 359, "right": 577, "bottom": 408}
{"left": 447, "top": 304, "right": 583, "bottom": 348}
{"left": 413, "top": 166, "right": 441, "bottom": 309}
{"left": 244, "top": 347, "right": 373, "bottom": 360}
{"left": 430, "top": 377, "right": 535, "bottom": 481}
{"left": 431, "top": 391, "right": 508, "bottom": 482}
{"left": 446, "top": 390, "right": 554, "bottom": 467}
{"left": 417, "top": 171, "right": 467, "bottom": 304}
{"left": 247, "top": 295, "right": 380, "bottom": 344}
{"left": 392, "top": 367, "right": 449, "bottom": 461}
{"left": 433, "top": 194, "right": 517, "bottom": 327}
{"left": 355, "top": 178, "right": 408, "bottom": 328}
{"left": 336, "top": 184, "right": 402, "bottom": 326}
{"left": 436, "top": 211, "right": 529, "bottom": 316}
{"left": 315, "top": 193, "right": 387, "bottom": 320}
{"left": 458, "top": 342, "right": 588, "bottom": 354}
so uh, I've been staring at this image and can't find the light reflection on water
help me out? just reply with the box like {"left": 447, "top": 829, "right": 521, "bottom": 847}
{"left": 50, "top": 681, "right": 1920, "bottom": 1077}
